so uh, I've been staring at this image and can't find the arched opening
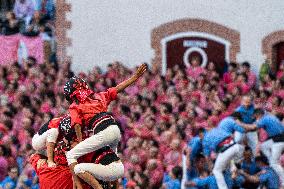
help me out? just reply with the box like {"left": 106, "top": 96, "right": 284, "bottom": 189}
{"left": 151, "top": 18, "right": 240, "bottom": 74}
{"left": 272, "top": 42, "right": 284, "bottom": 71}
{"left": 162, "top": 32, "right": 229, "bottom": 75}
{"left": 262, "top": 30, "right": 284, "bottom": 73}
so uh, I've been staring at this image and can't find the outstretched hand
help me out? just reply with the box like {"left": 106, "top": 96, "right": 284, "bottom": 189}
{"left": 115, "top": 63, "right": 148, "bottom": 93}
{"left": 134, "top": 63, "right": 147, "bottom": 79}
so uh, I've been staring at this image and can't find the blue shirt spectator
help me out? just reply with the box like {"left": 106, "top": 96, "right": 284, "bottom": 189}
{"left": 184, "top": 154, "right": 208, "bottom": 189}
{"left": 241, "top": 146, "right": 260, "bottom": 175}
{"left": 0, "top": 176, "right": 17, "bottom": 189}
{"left": 187, "top": 128, "right": 205, "bottom": 162}
{"left": 191, "top": 170, "right": 235, "bottom": 189}
{"left": 233, "top": 175, "right": 246, "bottom": 188}
{"left": 241, "top": 160, "right": 260, "bottom": 175}
{"left": 16, "top": 156, "right": 24, "bottom": 174}
{"left": 202, "top": 128, "right": 231, "bottom": 156}
{"left": 32, "top": 184, "right": 40, "bottom": 189}
{"left": 236, "top": 96, "right": 255, "bottom": 124}
{"left": 240, "top": 155, "right": 280, "bottom": 189}
{"left": 33, "top": 0, "right": 55, "bottom": 19}
{"left": 218, "top": 116, "right": 245, "bottom": 134}
{"left": 256, "top": 113, "right": 284, "bottom": 137}
{"left": 0, "top": 167, "right": 18, "bottom": 189}
{"left": 162, "top": 166, "right": 182, "bottom": 189}
{"left": 162, "top": 173, "right": 171, "bottom": 183}
{"left": 187, "top": 167, "right": 199, "bottom": 182}
{"left": 186, "top": 167, "right": 203, "bottom": 189}
{"left": 258, "top": 167, "right": 280, "bottom": 189}
{"left": 122, "top": 177, "right": 127, "bottom": 189}
{"left": 164, "top": 178, "right": 181, "bottom": 189}
{"left": 188, "top": 137, "right": 202, "bottom": 161}
{"left": 192, "top": 176, "right": 218, "bottom": 189}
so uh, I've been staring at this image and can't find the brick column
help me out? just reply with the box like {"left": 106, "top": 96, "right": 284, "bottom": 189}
{"left": 55, "top": 0, "right": 72, "bottom": 63}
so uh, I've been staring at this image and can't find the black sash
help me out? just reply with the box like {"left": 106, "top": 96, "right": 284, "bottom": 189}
{"left": 38, "top": 121, "right": 50, "bottom": 135}
{"left": 88, "top": 112, "right": 118, "bottom": 134}
{"left": 270, "top": 133, "right": 284, "bottom": 142}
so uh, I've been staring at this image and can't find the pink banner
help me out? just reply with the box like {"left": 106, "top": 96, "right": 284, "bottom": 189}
{"left": 0, "top": 34, "right": 20, "bottom": 65}
{"left": 21, "top": 36, "right": 44, "bottom": 64}
{"left": 0, "top": 34, "right": 44, "bottom": 66}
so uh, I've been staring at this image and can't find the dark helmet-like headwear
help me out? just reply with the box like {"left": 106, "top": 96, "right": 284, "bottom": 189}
{"left": 63, "top": 76, "right": 93, "bottom": 103}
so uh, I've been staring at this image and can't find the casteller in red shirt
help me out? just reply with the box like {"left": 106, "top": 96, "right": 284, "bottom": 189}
{"left": 64, "top": 64, "right": 147, "bottom": 134}
{"left": 30, "top": 154, "right": 74, "bottom": 189}
{"left": 68, "top": 87, "right": 117, "bottom": 128}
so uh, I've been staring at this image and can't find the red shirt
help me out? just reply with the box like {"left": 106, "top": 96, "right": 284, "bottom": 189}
{"left": 30, "top": 154, "right": 92, "bottom": 189}
{"left": 48, "top": 117, "right": 62, "bottom": 129}
{"left": 69, "top": 87, "right": 117, "bottom": 127}
{"left": 30, "top": 154, "right": 73, "bottom": 189}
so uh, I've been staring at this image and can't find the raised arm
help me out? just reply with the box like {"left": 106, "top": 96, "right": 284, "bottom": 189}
{"left": 115, "top": 63, "right": 147, "bottom": 93}
{"left": 236, "top": 120, "right": 258, "bottom": 132}
{"left": 74, "top": 124, "right": 83, "bottom": 142}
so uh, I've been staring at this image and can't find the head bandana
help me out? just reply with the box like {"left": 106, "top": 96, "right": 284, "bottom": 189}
{"left": 64, "top": 76, "right": 93, "bottom": 103}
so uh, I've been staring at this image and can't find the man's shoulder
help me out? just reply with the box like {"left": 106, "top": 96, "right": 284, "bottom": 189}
{"left": 235, "top": 106, "right": 243, "bottom": 112}
{"left": 191, "top": 136, "right": 200, "bottom": 142}
{"left": 222, "top": 116, "right": 235, "bottom": 123}
{"left": 1, "top": 177, "right": 14, "bottom": 187}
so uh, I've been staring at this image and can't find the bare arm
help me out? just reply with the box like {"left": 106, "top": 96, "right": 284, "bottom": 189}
{"left": 236, "top": 120, "right": 258, "bottom": 132}
{"left": 74, "top": 124, "right": 83, "bottom": 142}
{"left": 46, "top": 142, "right": 56, "bottom": 167}
{"left": 73, "top": 175, "right": 83, "bottom": 189}
{"left": 115, "top": 63, "right": 147, "bottom": 93}
{"left": 185, "top": 181, "right": 196, "bottom": 187}
{"left": 239, "top": 170, "right": 260, "bottom": 183}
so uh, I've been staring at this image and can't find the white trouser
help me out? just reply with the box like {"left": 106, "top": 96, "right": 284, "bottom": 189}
{"left": 261, "top": 139, "right": 284, "bottom": 186}
{"left": 32, "top": 128, "right": 59, "bottom": 151}
{"left": 234, "top": 131, "right": 258, "bottom": 156}
{"left": 181, "top": 154, "right": 187, "bottom": 189}
{"left": 234, "top": 132, "right": 244, "bottom": 143}
{"left": 74, "top": 161, "right": 124, "bottom": 181}
{"left": 66, "top": 125, "right": 121, "bottom": 165}
{"left": 213, "top": 144, "right": 244, "bottom": 189}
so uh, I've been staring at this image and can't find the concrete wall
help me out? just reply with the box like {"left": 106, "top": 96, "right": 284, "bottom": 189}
{"left": 66, "top": 0, "right": 284, "bottom": 73}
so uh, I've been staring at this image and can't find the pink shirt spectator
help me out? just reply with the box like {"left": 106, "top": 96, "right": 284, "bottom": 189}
{"left": 123, "top": 161, "right": 142, "bottom": 173}
{"left": 276, "top": 89, "right": 284, "bottom": 99}
{"left": 222, "top": 72, "right": 233, "bottom": 84}
{"left": 125, "top": 85, "right": 139, "bottom": 96}
{"left": 135, "top": 127, "right": 153, "bottom": 140}
{"left": 186, "top": 66, "right": 205, "bottom": 80}
{"left": 148, "top": 167, "right": 164, "bottom": 187}
{"left": 0, "top": 156, "right": 8, "bottom": 181}
{"left": 247, "top": 71, "right": 257, "bottom": 88}
{"left": 277, "top": 70, "right": 284, "bottom": 79}
{"left": 240, "top": 83, "right": 250, "bottom": 94}
{"left": 164, "top": 150, "right": 182, "bottom": 172}
{"left": 148, "top": 78, "right": 159, "bottom": 91}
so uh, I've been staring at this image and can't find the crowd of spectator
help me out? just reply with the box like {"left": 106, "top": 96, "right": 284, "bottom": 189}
{"left": 0, "top": 0, "right": 54, "bottom": 38}
{"left": 0, "top": 1, "right": 281, "bottom": 189}
{"left": 0, "top": 52, "right": 283, "bottom": 188}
